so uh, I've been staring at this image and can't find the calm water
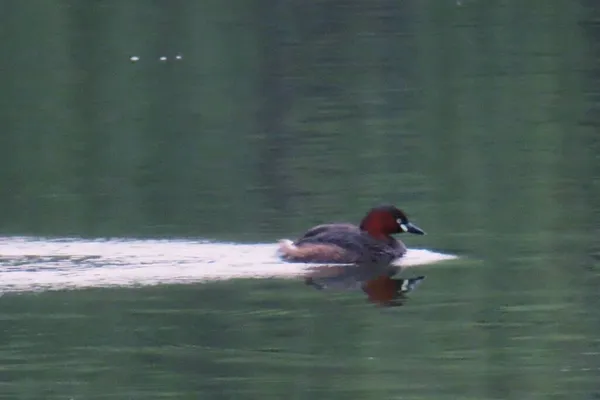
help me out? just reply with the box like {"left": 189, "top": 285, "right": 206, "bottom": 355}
{"left": 1, "top": 0, "right": 600, "bottom": 399}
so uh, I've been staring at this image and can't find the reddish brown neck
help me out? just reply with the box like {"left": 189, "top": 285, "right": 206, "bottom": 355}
{"left": 360, "top": 215, "right": 393, "bottom": 240}
{"left": 365, "top": 228, "right": 389, "bottom": 240}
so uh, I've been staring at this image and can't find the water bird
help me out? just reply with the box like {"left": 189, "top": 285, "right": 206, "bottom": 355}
{"left": 278, "top": 205, "right": 425, "bottom": 265}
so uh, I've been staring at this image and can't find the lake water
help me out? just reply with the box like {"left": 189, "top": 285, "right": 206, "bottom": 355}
{"left": 1, "top": 0, "right": 599, "bottom": 399}
{"left": 0, "top": 235, "right": 597, "bottom": 399}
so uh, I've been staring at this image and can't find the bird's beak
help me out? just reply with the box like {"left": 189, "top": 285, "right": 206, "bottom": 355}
{"left": 401, "top": 222, "right": 426, "bottom": 235}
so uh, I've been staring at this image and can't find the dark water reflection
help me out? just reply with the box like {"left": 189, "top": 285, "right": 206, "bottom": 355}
{"left": 0, "top": 0, "right": 600, "bottom": 399}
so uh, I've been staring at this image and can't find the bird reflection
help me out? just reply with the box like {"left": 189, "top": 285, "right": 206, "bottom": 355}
{"left": 303, "top": 263, "right": 425, "bottom": 307}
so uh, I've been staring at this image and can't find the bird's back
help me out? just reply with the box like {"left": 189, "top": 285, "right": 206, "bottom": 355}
{"left": 294, "top": 225, "right": 406, "bottom": 265}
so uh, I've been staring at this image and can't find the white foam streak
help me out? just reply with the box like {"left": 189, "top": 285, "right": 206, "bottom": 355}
{"left": 0, "top": 237, "right": 457, "bottom": 293}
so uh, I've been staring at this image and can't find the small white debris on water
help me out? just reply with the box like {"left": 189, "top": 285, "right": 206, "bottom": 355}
{"left": 129, "top": 55, "right": 183, "bottom": 63}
